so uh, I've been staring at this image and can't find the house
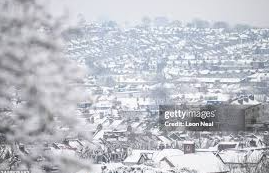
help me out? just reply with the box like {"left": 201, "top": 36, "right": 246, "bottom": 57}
{"left": 157, "top": 141, "right": 229, "bottom": 173}
{"left": 217, "top": 149, "right": 267, "bottom": 172}
{"left": 63, "top": 139, "right": 84, "bottom": 150}
{"left": 123, "top": 150, "right": 156, "bottom": 166}
{"left": 160, "top": 152, "right": 229, "bottom": 173}
{"left": 152, "top": 149, "right": 184, "bottom": 163}
{"left": 215, "top": 141, "right": 240, "bottom": 151}
{"left": 230, "top": 95, "right": 266, "bottom": 130}
{"left": 123, "top": 148, "right": 184, "bottom": 167}
{"left": 157, "top": 135, "right": 172, "bottom": 149}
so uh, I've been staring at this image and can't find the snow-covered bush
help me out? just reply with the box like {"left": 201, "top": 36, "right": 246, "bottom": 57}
{"left": 0, "top": 0, "right": 90, "bottom": 172}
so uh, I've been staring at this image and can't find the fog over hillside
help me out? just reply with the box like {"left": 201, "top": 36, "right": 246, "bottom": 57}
{"left": 50, "top": 0, "right": 269, "bottom": 27}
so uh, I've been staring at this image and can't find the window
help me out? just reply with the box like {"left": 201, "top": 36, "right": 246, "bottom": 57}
{"left": 186, "top": 145, "right": 191, "bottom": 151}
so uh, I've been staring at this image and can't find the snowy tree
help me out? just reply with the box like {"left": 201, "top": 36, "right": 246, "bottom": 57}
{"left": 0, "top": 0, "right": 90, "bottom": 172}
{"left": 213, "top": 21, "right": 230, "bottom": 29}
{"left": 141, "top": 17, "right": 152, "bottom": 27}
{"left": 192, "top": 18, "right": 210, "bottom": 28}
{"left": 154, "top": 16, "right": 169, "bottom": 27}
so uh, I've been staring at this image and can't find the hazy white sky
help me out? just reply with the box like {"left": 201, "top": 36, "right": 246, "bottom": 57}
{"left": 50, "top": 0, "right": 269, "bottom": 27}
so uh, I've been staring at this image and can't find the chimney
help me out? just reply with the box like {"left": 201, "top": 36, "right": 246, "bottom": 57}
{"left": 100, "top": 113, "right": 104, "bottom": 119}
{"left": 243, "top": 97, "right": 249, "bottom": 103}
{"left": 183, "top": 141, "right": 195, "bottom": 154}
{"left": 249, "top": 95, "right": 254, "bottom": 101}
{"left": 238, "top": 99, "right": 243, "bottom": 105}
